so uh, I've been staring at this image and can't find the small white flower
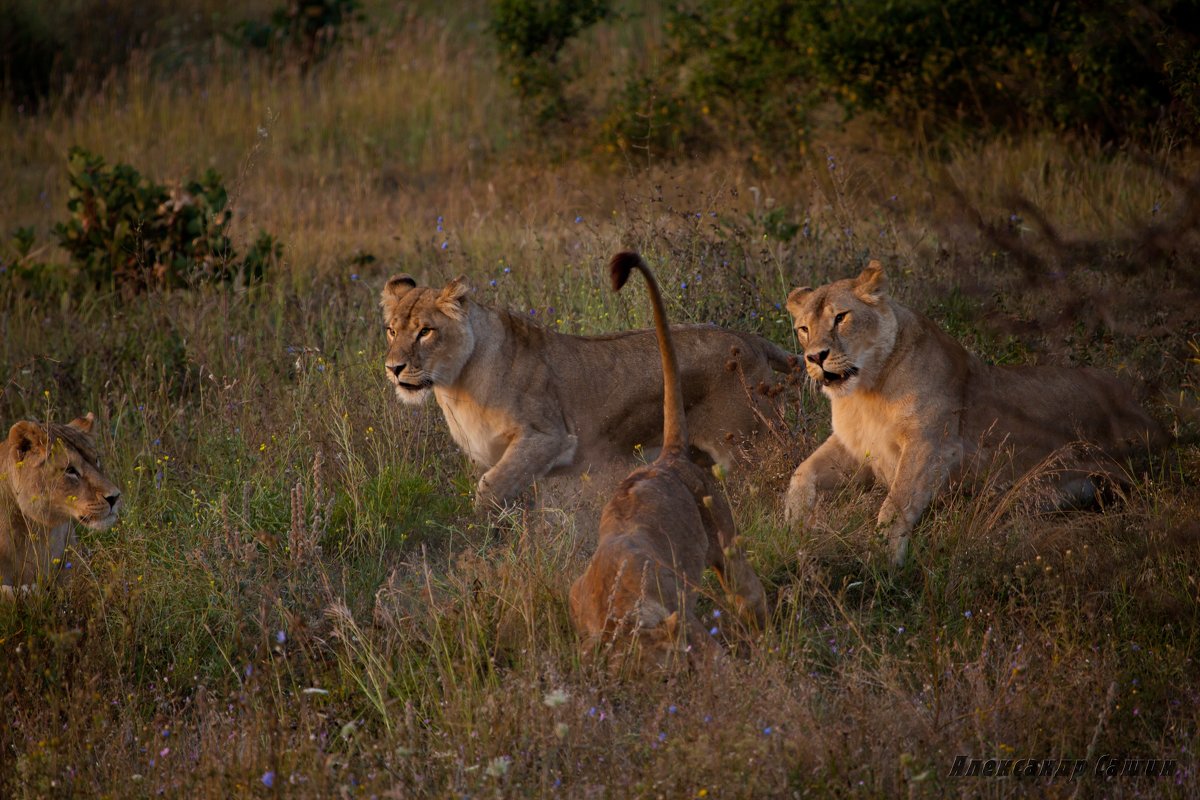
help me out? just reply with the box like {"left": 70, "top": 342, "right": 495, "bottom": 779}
{"left": 485, "top": 755, "right": 511, "bottom": 778}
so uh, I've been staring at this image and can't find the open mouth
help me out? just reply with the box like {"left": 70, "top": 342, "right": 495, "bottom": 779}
{"left": 821, "top": 366, "right": 858, "bottom": 386}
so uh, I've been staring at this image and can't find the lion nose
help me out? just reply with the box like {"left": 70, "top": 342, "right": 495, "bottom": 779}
{"left": 387, "top": 362, "right": 406, "bottom": 378}
{"left": 806, "top": 349, "right": 830, "bottom": 366}
{"left": 105, "top": 492, "right": 121, "bottom": 510}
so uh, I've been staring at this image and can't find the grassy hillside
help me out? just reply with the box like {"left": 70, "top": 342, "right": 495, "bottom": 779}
{"left": 2, "top": 2, "right": 1199, "bottom": 797}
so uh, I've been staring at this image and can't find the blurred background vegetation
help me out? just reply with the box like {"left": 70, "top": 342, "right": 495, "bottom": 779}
{"left": 5, "top": 0, "right": 1197, "bottom": 144}
{"left": 4, "top": 0, "right": 1199, "bottom": 291}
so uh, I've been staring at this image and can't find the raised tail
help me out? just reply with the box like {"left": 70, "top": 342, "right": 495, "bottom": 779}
{"left": 609, "top": 251, "right": 687, "bottom": 455}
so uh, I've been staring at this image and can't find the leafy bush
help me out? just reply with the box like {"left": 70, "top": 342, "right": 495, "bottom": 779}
{"left": 53, "top": 147, "right": 279, "bottom": 292}
{"left": 659, "top": 0, "right": 1199, "bottom": 147}
{"left": 600, "top": 74, "right": 713, "bottom": 160}
{"left": 0, "top": 1, "right": 59, "bottom": 106}
{"left": 0, "top": 226, "right": 66, "bottom": 296}
{"left": 795, "top": 0, "right": 1200, "bottom": 138}
{"left": 1, "top": 0, "right": 363, "bottom": 108}
{"left": 235, "top": 0, "right": 364, "bottom": 72}
{"left": 489, "top": 0, "right": 611, "bottom": 127}
{"left": 0, "top": 0, "right": 212, "bottom": 108}
{"left": 663, "top": 0, "right": 813, "bottom": 157}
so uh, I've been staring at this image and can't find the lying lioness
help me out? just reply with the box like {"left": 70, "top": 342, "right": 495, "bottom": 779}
{"left": 569, "top": 252, "right": 769, "bottom": 672}
{"left": 784, "top": 261, "right": 1167, "bottom": 566}
{"left": 380, "top": 267, "right": 791, "bottom": 507}
{"left": 1, "top": 413, "right": 121, "bottom": 595}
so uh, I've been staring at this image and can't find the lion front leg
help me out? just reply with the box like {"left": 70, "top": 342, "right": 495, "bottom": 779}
{"left": 475, "top": 429, "right": 578, "bottom": 509}
{"left": 784, "top": 435, "right": 858, "bottom": 525}
{"left": 877, "top": 440, "right": 956, "bottom": 568}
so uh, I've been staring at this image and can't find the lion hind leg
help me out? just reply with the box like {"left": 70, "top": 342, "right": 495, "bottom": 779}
{"left": 713, "top": 539, "right": 769, "bottom": 630}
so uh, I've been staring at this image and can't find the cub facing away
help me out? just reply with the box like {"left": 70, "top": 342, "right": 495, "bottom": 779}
{"left": 380, "top": 266, "right": 791, "bottom": 507}
{"left": 784, "top": 261, "right": 1167, "bottom": 567}
{"left": 1, "top": 413, "right": 121, "bottom": 594}
{"left": 569, "top": 252, "right": 768, "bottom": 672}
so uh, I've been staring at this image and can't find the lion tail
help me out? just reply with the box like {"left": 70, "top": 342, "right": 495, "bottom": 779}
{"left": 609, "top": 251, "right": 687, "bottom": 456}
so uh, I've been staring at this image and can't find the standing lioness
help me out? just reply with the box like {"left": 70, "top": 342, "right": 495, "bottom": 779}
{"left": 784, "top": 261, "right": 1166, "bottom": 566}
{"left": 1, "top": 413, "right": 121, "bottom": 594}
{"left": 381, "top": 268, "right": 791, "bottom": 506}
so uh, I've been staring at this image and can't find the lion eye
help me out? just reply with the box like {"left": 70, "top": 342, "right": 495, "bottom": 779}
{"left": 385, "top": 326, "right": 396, "bottom": 340}
{"left": 417, "top": 327, "right": 433, "bottom": 340}
{"left": 833, "top": 311, "right": 849, "bottom": 325}
{"left": 798, "top": 325, "right": 808, "bottom": 334}
{"left": 65, "top": 465, "right": 80, "bottom": 479}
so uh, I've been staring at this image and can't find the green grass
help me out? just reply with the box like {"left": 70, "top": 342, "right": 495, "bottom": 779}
{"left": 2, "top": 3, "right": 1199, "bottom": 798}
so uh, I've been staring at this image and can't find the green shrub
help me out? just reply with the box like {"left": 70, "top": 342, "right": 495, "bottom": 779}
{"left": 0, "top": 226, "right": 66, "bottom": 296}
{"left": 0, "top": 0, "right": 358, "bottom": 108}
{"left": 660, "top": 0, "right": 1199, "bottom": 146}
{"left": 489, "top": 0, "right": 611, "bottom": 128}
{"left": 234, "top": 0, "right": 364, "bottom": 72}
{"left": 0, "top": 0, "right": 213, "bottom": 108}
{"left": 600, "top": 74, "right": 712, "bottom": 160}
{"left": 795, "top": 0, "right": 1199, "bottom": 138}
{"left": 52, "top": 147, "right": 279, "bottom": 292}
{"left": 663, "top": 0, "right": 813, "bottom": 157}
{"left": 0, "top": 1, "right": 59, "bottom": 106}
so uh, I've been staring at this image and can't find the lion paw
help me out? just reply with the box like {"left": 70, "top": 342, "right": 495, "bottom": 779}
{"left": 783, "top": 482, "right": 814, "bottom": 526}
{"left": 889, "top": 534, "right": 910, "bottom": 570}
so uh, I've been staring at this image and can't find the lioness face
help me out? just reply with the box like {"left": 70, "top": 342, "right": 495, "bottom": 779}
{"left": 786, "top": 261, "right": 897, "bottom": 398}
{"left": 4, "top": 414, "right": 122, "bottom": 532}
{"left": 380, "top": 274, "right": 475, "bottom": 405}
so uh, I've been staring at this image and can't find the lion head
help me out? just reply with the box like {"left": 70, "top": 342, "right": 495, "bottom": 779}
{"left": 379, "top": 274, "right": 475, "bottom": 405}
{"left": 786, "top": 260, "right": 899, "bottom": 398}
{"left": 3, "top": 413, "right": 122, "bottom": 533}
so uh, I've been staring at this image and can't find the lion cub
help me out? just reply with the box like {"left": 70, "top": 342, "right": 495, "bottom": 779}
{"left": 1, "top": 413, "right": 121, "bottom": 595}
{"left": 569, "top": 253, "right": 768, "bottom": 671}
{"left": 784, "top": 261, "right": 1167, "bottom": 567}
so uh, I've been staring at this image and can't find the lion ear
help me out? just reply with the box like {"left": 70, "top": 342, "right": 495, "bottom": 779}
{"left": 68, "top": 412, "right": 95, "bottom": 434}
{"left": 7, "top": 421, "right": 48, "bottom": 462}
{"left": 785, "top": 285, "right": 813, "bottom": 314}
{"left": 854, "top": 260, "right": 887, "bottom": 303}
{"left": 437, "top": 275, "right": 471, "bottom": 320}
{"left": 380, "top": 274, "right": 418, "bottom": 316}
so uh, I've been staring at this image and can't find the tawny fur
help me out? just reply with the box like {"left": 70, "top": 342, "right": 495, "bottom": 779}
{"left": 568, "top": 252, "right": 768, "bottom": 672}
{"left": 783, "top": 261, "right": 1168, "bottom": 566}
{"left": 380, "top": 268, "right": 790, "bottom": 507}
{"left": 1, "top": 413, "right": 121, "bottom": 595}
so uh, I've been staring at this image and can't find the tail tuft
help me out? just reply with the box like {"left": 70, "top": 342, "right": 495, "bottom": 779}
{"left": 609, "top": 251, "right": 644, "bottom": 292}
